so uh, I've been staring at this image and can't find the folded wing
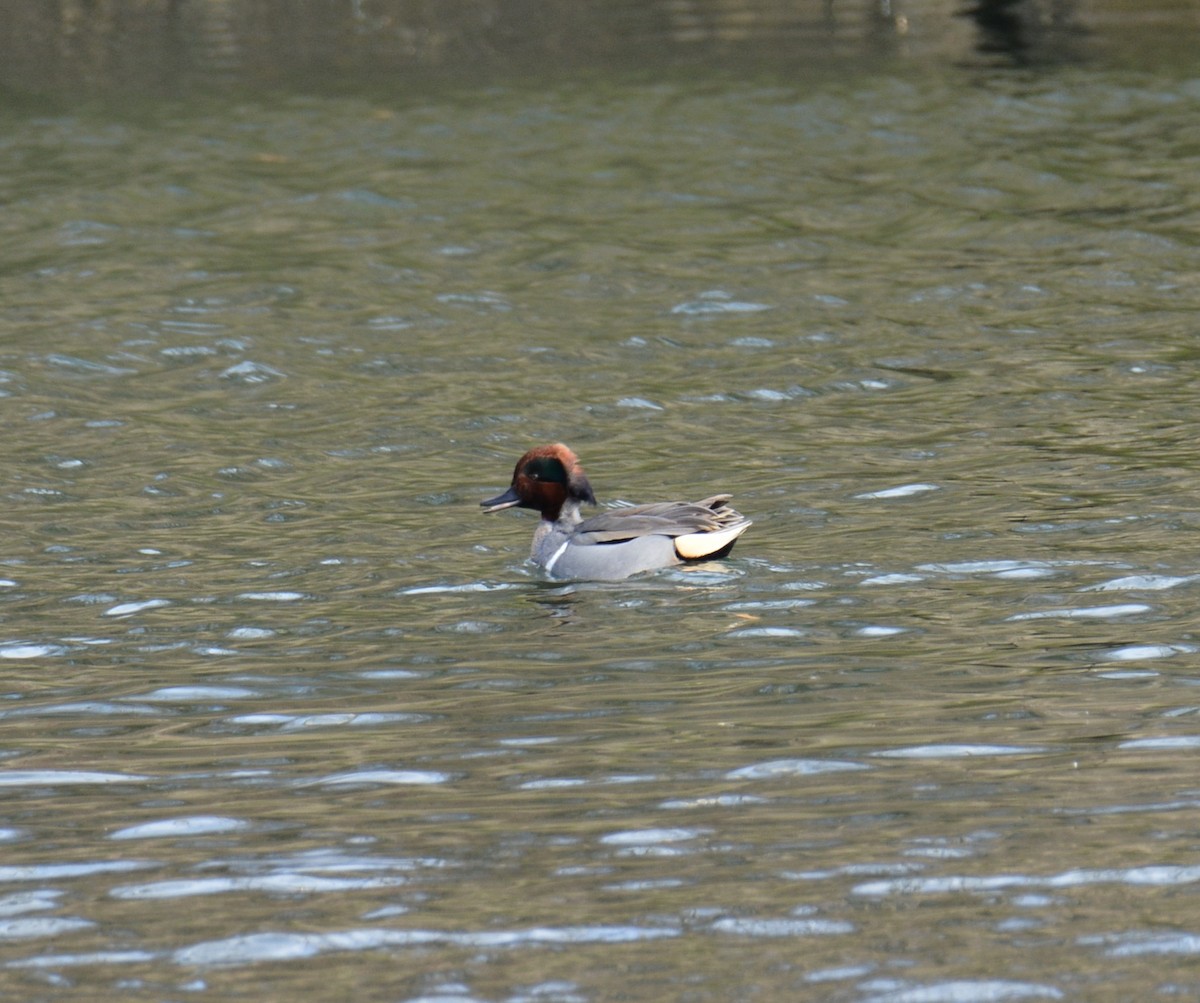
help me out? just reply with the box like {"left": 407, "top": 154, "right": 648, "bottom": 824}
{"left": 575, "top": 494, "right": 751, "bottom": 559}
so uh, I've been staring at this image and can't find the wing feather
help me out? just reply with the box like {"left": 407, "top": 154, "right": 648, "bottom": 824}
{"left": 575, "top": 497, "right": 750, "bottom": 547}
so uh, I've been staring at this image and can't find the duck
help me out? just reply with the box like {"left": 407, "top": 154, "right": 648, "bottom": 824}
{"left": 480, "top": 443, "right": 752, "bottom": 580}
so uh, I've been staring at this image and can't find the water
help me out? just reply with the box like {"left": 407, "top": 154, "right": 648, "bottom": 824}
{"left": 3, "top": 34, "right": 1200, "bottom": 1003}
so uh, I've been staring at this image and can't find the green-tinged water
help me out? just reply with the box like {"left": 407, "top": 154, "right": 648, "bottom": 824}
{"left": 2, "top": 56, "right": 1200, "bottom": 1003}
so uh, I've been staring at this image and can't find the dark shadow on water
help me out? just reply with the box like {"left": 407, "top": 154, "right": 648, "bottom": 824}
{"left": 966, "top": 0, "right": 1034, "bottom": 62}
{"left": 959, "top": 0, "right": 1087, "bottom": 66}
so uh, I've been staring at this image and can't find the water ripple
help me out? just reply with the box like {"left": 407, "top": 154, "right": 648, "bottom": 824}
{"left": 1100, "top": 643, "right": 1195, "bottom": 661}
{"left": 228, "top": 712, "right": 428, "bottom": 731}
{"left": 1118, "top": 736, "right": 1200, "bottom": 750}
{"left": 103, "top": 599, "right": 171, "bottom": 617}
{"left": 860, "top": 980, "right": 1064, "bottom": 1002}
{"left": 109, "top": 816, "right": 251, "bottom": 840}
{"left": 671, "top": 292, "right": 772, "bottom": 315}
{"left": 1088, "top": 931, "right": 1200, "bottom": 957}
{"left": 313, "top": 769, "right": 452, "bottom": 786}
{"left": 136, "top": 685, "right": 258, "bottom": 702}
{"left": 871, "top": 745, "right": 1044, "bottom": 759}
{"left": 0, "top": 770, "right": 152, "bottom": 786}
{"left": 111, "top": 874, "right": 407, "bottom": 900}
{"left": 710, "top": 916, "right": 854, "bottom": 936}
{"left": 1082, "top": 574, "right": 1199, "bottom": 592}
{"left": 0, "top": 643, "right": 68, "bottom": 659}
{"left": 8, "top": 950, "right": 159, "bottom": 968}
{"left": 855, "top": 483, "right": 940, "bottom": 500}
{"left": 853, "top": 864, "right": 1200, "bottom": 897}
{"left": 0, "top": 861, "right": 155, "bottom": 882}
{"left": 173, "top": 924, "right": 679, "bottom": 967}
{"left": 1006, "top": 604, "right": 1151, "bottom": 621}
{"left": 600, "top": 828, "right": 705, "bottom": 846}
{"left": 726, "top": 758, "right": 869, "bottom": 779}
{"left": 0, "top": 916, "right": 94, "bottom": 941}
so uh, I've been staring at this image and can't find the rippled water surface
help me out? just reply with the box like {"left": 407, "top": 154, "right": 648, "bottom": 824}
{"left": 3, "top": 58, "right": 1200, "bottom": 1002}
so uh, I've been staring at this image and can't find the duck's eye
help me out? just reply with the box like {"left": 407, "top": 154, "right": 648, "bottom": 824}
{"left": 524, "top": 457, "right": 568, "bottom": 483}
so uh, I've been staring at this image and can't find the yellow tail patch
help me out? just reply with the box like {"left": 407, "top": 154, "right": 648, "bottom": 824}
{"left": 674, "top": 521, "right": 751, "bottom": 560}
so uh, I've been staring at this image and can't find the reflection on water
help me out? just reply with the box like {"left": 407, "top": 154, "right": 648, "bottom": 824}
{"left": 2, "top": 44, "right": 1200, "bottom": 1003}
{"left": 0, "top": 0, "right": 1183, "bottom": 98}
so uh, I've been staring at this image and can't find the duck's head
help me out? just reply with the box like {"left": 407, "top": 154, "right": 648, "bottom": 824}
{"left": 481, "top": 442, "right": 596, "bottom": 521}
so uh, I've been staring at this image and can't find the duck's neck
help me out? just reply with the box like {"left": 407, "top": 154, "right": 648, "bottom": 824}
{"left": 531, "top": 499, "right": 584, "bottom": 555}
{"left": 555, "top": 498, "right": 586, "bottom": 526}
